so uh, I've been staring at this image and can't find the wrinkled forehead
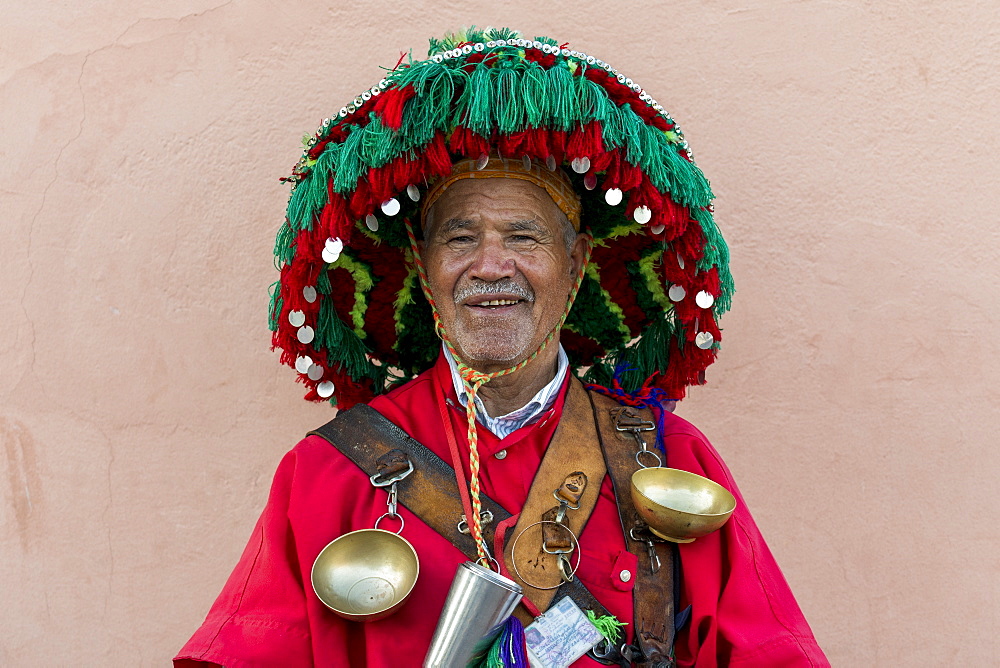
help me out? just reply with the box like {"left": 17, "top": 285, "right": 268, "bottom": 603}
{"left": 422, "top": 155, "right": 581, "bottom": 232}
{"left": 423, "top": 177, "right": 567, "bottom": 235}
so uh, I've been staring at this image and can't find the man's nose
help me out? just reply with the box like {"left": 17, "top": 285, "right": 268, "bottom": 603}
{"left": 468, "top": 236, "right": 516, "bottom": 281}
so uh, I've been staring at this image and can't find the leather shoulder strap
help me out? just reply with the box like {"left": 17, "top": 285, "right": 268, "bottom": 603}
{"left": 590, "top": 391, "right": 677, "bottom": 667}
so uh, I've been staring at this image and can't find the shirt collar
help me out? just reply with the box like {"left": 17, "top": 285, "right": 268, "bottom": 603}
{"left": 442, "top": 344, "right": 570, "bottom": 438}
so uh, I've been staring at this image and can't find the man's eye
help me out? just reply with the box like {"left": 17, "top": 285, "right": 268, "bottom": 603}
{"left": 447, "top": 235, "right": 475, "bottom": 244}
{"left": 510, "top": 235, "right": 537, "bottom": 243}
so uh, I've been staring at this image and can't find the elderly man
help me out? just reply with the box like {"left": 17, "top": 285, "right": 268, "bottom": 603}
{"left": 177, "top": 28, "right": 827, "bottom": 667}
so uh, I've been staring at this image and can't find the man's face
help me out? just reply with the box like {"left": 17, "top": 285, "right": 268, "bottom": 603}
{"left": 422, "top": 178, "right": 585, "bottom": 372}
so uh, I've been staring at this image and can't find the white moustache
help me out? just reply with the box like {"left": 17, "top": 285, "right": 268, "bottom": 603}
{"left": 454, "top": 280, "right": 534, "bottom": 303}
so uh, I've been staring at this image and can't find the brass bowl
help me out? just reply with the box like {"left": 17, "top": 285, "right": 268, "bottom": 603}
{"left": 311, "top": 529, "right": 419, "bottom": 621}
{"left": 630, "top": 468, "right": 737, "bottom": 543}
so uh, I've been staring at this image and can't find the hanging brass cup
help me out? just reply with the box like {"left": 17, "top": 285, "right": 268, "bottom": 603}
{"left": 311, "top": 528, "right": 420, "bottom": 621}
{"left": 630, "top": 467, "right": 736, "bottom": 543}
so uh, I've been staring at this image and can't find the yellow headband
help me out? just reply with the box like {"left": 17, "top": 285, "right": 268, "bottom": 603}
{"left": 422, "top": 156, "right": 582, "bottom": 231}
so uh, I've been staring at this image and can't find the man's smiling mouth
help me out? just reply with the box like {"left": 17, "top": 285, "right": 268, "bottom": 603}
{"left": 473, "top": 299, "right": 523, "bottom": 308}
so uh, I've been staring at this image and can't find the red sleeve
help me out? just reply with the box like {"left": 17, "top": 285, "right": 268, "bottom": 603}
{"left": 662, "top": 415, "right": 829, "bottom": 667}
{"left": 174, "top": 449, "right": 315, "bottom": 667}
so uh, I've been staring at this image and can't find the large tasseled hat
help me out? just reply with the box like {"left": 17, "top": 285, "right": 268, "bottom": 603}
{"left": 270, "top": 27, "right": 733, "bottom": 409}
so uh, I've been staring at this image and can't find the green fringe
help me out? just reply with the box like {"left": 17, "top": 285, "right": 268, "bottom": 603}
{"left": 585, "top": 610, "right": 627, "bottom": 644}
{"left": 273, "top": 221, "right": 296, "bottom": 266}
{"left": 333, "top": 125, "right": 365, "bottom": 193}
{"left": 360, "top": 115, "right": 407, "bottom": 169}
{"left": 267, "top": 281, "right": 282, "bottom": 332}
{"left": 316, "top": 266, "right": 332, "bottom": 294}
{"left": 465, "top": 63, "right": 498, "bottom": 136}
{"left": 545, "top": 63, "right": 581, "bottom": 131}
{"left": 520, "top": 62, "right": 549, "bottom": 126}
{"left": 496, "top": 62, "right": 522, "bottom": 134}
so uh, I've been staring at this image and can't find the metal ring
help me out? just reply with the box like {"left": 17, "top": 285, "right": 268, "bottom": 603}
{"left": 374, "top": 512, "right": 404, "bottom": 534}
{"left": 509, "top": 520, "right": 582, "bottom": 590}
{"left": 477, "top": 553, "right": 501, "bottom": 572}
{"left": 635, "top": 449, "right": 662, "bottom": 468}
{"left": 552, "top": 490, "right": 581, "bottom": 510}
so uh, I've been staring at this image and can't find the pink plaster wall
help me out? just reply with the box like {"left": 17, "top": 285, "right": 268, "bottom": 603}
{"left": 2, "top": 1, "right": 998, "bottom": 664}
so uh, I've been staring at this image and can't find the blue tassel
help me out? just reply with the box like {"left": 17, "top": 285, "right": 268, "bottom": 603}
{"left": 482, "top": 615, "right": 529, "bottom": 667}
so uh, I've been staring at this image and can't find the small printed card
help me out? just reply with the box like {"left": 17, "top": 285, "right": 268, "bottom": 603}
{"left": 524, "top": 596, "right": 604, "bottom": 668}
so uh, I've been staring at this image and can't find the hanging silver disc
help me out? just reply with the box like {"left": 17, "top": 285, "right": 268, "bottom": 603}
{"left": 288, "top": 310, "right": 306, "bottom": 327}
{"left": 317, "top": 381, "right": 335, "bottom": 398}
{"left": 668, "top": 284, "right": 686, "bottom": 302}
{"left": 695, "top": 332, "right": 715, "bottom": 349}
{"left": 605, "top": 188, "right": 623, "bottom": 206}
{"left": 307, "top": 364, "right": 324, "bottom": 381}
{"left": 297, "top": 326, "right": 315, "bottom": 344}
{"left": 695, "top": 291, "right": 715, "bottom": 309}
{"left": 381, "top": 198, "right": 401, "bottom": 216}
{"left": 365, "top": 214, "right": 379, "bottom": 231}
{"left": 302, "top": 286, "right": 318, "bottom": 303}
{"left": 406, "top": 184, "right": 420, "bottom": 202}
{"left": 295, "top": 355, "right": 313, "bottom": 374}
{"left": 633, "top": 206, "right": 652, "bottom": 224}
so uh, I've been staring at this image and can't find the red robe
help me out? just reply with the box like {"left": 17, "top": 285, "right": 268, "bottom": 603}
{"left": 176, "top": 354, "right": 828, "bottom": 667}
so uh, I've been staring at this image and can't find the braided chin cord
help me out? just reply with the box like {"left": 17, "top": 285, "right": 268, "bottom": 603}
{"left": 405, "top": 218, "right": 592, "bottom": 568}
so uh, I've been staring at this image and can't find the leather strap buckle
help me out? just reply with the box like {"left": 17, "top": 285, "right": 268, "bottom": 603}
{"left": 370, "top": 450, "right": 414, "bottom": 487}
{"left": 457, "top": 509, "right": 494, "bottom": 535}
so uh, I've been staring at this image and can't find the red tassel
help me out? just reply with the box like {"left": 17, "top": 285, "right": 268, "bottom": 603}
{"left": 422, "top": 133, "right": 454, "bottom": 179}
{"left": 374, "top": 85, "right": 416, "bottom": 131}
{"left": 349, "top": 180, "right": 372, "bottom": 220}
{"left": 318, "top": 189, "right": 355, "bottom": 245}
{"left": 449, "top": 126, "right": 491, "bottom": 158}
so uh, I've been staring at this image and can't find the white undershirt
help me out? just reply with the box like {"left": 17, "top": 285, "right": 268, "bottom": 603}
{"left": 443, "top": 344, "right": 569, "bottom": 439}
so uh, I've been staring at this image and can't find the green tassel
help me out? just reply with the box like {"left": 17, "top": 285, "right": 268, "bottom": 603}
{"left": 520, "top": 62, "right": 549, "bottom": 127}
{"left": 496, "top": 62, "right": 523, "bottom": 134}
{"left": 464, "top": 63, "right": 497, "bottom": 136}
{"left": 600, "top": 101, "right": 628, "bottom": 151}
{"left": 585, "top": 610, "right": 627, "bottom": 644}
{"left": 660, "top": 143, "right": 712, "bottom": 208}
{"left": 333, "top": 125, "right": 366, "bottom": 193}
{"left": 616, "top": 104, "right": 645, "bottom": 169}
{"left": 316, "top": 266, "right": 332, "bottom": 295}
{"left": 360, "top": 115, "right": 406, "bottom": 168}
{"left": 267, "top": 281, "right": 282, "bottom": 332}
{"left": 545, "top": 64, "right": 581, "bottom": 131}
{"left": 273, "top": 222, "right": 296, "bottom": 265}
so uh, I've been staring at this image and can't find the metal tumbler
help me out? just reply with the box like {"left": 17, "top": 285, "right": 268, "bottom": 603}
{"left": 423, "top": 561, "right": 523, "bottom": 667}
